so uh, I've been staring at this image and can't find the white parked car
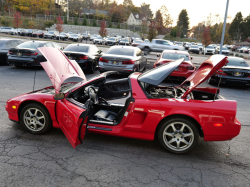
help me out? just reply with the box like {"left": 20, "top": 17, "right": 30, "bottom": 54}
{"left": 93, "top": 36, "right": 106, "bottom": 45}
{"left": 202, "top": 46, "right": 215, "bottom": 55}
{"left": 0, "top": 27, "right": 14, "bottom": 34}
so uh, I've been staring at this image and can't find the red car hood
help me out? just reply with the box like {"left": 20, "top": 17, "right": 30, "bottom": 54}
{"left": 180, "top": 55, "right": 228, "bottom": 98}
{"left": 158, "top": 59, "right": 193, "bottom": 66}
{"left": 38, "top": 47, "right": 86, "bottom": 94}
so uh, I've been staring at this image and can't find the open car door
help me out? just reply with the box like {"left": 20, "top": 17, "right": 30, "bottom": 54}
{"left": 37, "top": 47, "right": 89, "bottom": 148}
{"left": 56, "top": 99, "right": 93, "bottom": 148}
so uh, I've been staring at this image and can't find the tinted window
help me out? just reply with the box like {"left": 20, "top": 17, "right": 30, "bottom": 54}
{"left": 11, "top": 41, "right": 19, "bottom": 47}
{"left": 48, "top": 32, "right": 54, "bottom": 34}
{"left": 227, "top": 58, "right": 249, "bottom": 67}
{"left": 109, "top": 38, "right": 115, "bottom": 40}
{"left": 206, "top": 46, "right": 213, "bottom": 49}
{"left": 162, "top": 53, "right": 189, "bottom": 61}
{"left": 64, "top": 45, "right": 89, "bottom": 52}
{"left": 5, "top": 41, "right": 12, "bottom": 48}
{"left": 155, "top": 40, "right": 161, "bottom": 44}
{"left": 222, "top": 47, "right": 228, "bottom": 50}
{"left": 191, "top": 46, "right": 198, "bottom": 48}
{"left": 17, "top": 42, "right": 44, "bottom": 49}
{"left": 106, "top": 48, "right": 134, "bottom": 56}
{"left": 71, "top": 34, "right": 78, "bottom": 37}
{"left": 44, "top": 43, "right": 53, "bottom": 47}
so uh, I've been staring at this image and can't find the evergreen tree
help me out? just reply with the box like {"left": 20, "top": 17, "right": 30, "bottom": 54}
{"left": 117, "top": 21, "right": 120, "bottom": 29}
{"left": 241, "top": 15, "right": 250, "bottom": 41}
{"left": 92, "top": 19, "right": 97, "bottom": 26}
{"left": 54, "top": 15, "right": 57, "bottom": 23}
{"left": 180, "top": 32, "right": 184, "bottom": 38}
{"left": 177, "top": 9, "right": 189, "bottom": 35}
{"left": 64, "top": 16, "right": 68, "bottom": 24}
{"left": 74, "top": 17, "right": 78, "bottom": 25}
{"left": 228, "top": 12, "right": 243, "bottom": 41}
{"left": 82, "top": 15, "right": 87, "bottom": 25}
{"left": 108, "top": 21, "right": 113, "bottom": 28}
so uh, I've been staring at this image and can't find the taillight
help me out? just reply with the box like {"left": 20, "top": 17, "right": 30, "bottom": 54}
{"left": 187, "top": 66, "right": 194, "bottom": 70}
{"left": 79, "top": 55, "right": 88, "bottom": 60}
{"left": 99, "top": 57, "right": 108, "bottom": 63}
{"left": 216, "top": 69, "right": 227, "bottom": 76}
{"left": 8, "top": 51, "right": 13, "bottom": 54}
{"left": 122, "top": 60, "right": 135, "bottom": 64}
{"left": 26, "top": 52, "right": 38, "bottom": 56}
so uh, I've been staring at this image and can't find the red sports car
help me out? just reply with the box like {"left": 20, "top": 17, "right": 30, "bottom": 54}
{"left": 5, "top": 47, "right": 241, "bottom": 154}
{"left": 153, "top": 50, "right": 196, "bottom": 81}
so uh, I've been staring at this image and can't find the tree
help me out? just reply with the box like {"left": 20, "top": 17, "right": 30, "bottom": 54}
{"left": 180, "top": 32, "right": 184, "bottom": 38}
{"left": 148, "top": 21, "right": 157, "bottom": 41}
{"left": 117, "top": 21, "right": 120, "bottom": 28}
{"left": 155, "top": 9, "right": 163, "bottom": 34}
{"left": 140, "top": 2, "right": 153, "bottom": 19}
{"left": 92, "top": 18, "right": 97, "bottom": 26}
{"left": 177, "top": 9, "right": 189, "bottom": 35}
{"left": 82, "top": 14, "right": 87, "bottom": 25}
{"left": 228, "top": 12, "right": 243, "bottom": 41}
{"left": 74, "top": 17, "right": 78, "bottom": 25}
{"left": 160, "top": 5, "right": 173, "bottom": 29}
{"left": 241, "top": 15, "right": 250, "bottom": 41}
{"left": 13, "top": 11, "right": 22, "bottom": 28}
{"left": 202, "top": 27, "right": 212, "bottom": 47}
{"left": 99, "top": 19, "right": 107, "bottom": 37}
{"left": 170, "top": 27, "right": 177, "bottom": 37}
{"left": 108, "top": 20, "right": 112, "bottom": 28}
{"left": 55, "top": 14, "right": 64, "bottom": 38}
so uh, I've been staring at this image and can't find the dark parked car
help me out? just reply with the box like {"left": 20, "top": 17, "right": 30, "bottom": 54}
{"left": 63, "top": 44, "right": 102, "bottom": 73}
{"left": 0, "top": 39, "right": 24, "bottom": 64}
{"left": 32, "top": 30, "right": 45, "bottom": 38}
{"left": 56, "top": 32, "right": 70, "bottom": 40}
{"left": 105, "top": 37, "right": 118, "bottom": 46}
{"left": 98, "top": 46, "right": 147, "bottom": 74}
{"left": 208, "top": 57, "right": 250, "bottom": 87}
{"left": 19, "top": 29, "right": 28, "bottom": 36}
{"left": 7, "top": 41, "right": 63, "bottom": 67}
{"left": 43, "top": 31, "right": 59, "bottom": 39}
{"left": 188, "top": 45, "right": 200, "bottom": 54}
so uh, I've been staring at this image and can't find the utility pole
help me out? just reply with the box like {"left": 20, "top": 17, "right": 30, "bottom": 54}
{"left": 220, "top": 0, "right": 229, "bottom": 54}
{"left": 67, "top": 0, "right": 69, "bottom": 21}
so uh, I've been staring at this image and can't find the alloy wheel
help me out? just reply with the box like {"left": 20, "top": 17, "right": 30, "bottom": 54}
{"left": 162, "top": 122, "right": 194, "bottom": 152}
{"left": 23, "top": 108, "right": 46, "bottom": 132}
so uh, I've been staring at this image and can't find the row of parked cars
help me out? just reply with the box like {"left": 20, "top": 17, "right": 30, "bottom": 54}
{"left": 1, "top": 38, "right": 249, "bottom": 88}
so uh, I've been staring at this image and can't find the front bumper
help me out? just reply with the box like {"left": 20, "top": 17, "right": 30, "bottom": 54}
{"left": 189, "top": 49, "right": 200, "bottom": 53}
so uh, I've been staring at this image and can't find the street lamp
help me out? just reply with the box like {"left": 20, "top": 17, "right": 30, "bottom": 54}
{"left": 219, "top": 0, "right": 230, "bottom": 54}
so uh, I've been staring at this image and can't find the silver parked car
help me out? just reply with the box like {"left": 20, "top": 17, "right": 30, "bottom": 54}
{"left": 98, "top": 46, "right": 147, "bottom": 74}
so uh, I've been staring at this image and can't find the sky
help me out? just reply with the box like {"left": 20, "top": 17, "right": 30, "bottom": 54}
{"left": 117, "top": 0, "right": 250, "bottom": 27}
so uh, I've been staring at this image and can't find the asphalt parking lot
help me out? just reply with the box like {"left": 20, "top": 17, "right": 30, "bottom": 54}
{"left": 0, "top": 49, "right": 250, "bottom": 186}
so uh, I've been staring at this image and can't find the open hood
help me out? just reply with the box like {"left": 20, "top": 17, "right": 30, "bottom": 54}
{"left": 180, "top": 55, "right": 228, "bottom": 98}
{"left": 138, "top": 58, "right": 184, "bottom": 86}
{"left": 38, "top": 47, "right": 86, "bottom": 94}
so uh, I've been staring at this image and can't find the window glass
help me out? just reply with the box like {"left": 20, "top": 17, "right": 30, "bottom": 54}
{"left": 106, "top": 48, "right": 134, "bottom": 56}
{"left": 155, "top": 40, "right": 162, "bottom": 44}
{"left": 16, "top": 41, "right": 44, "bottom": 49}
{"left": 227, "top": 58, "right": 249, "bottom": 67}
{"left": 11, "top": 41, "right": 19, "bottom": 47}
{"left": 45, "top": 43, "right": 53, "bottom": 47}
{"left": 64, "top": 45, "right": 89, "bottom": 52}
{"left": 5, "top": 41, "right": 12, "bottom": 48}
{"left": 162, "top": 53, "right": 189, "bottom": 61}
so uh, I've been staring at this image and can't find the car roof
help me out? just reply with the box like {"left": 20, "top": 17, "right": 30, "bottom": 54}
{"left": 162, "top": 50, "right": 189, "bottom": 54}
{"left": 67, "top": 44, "right": 94, "bottom": 47}
{"left": 110, "top": 46, "right": 136, "bottom": 49}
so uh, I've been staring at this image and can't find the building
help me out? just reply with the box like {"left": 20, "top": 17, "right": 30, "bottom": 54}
{"left": 127, "top": 13, "right": 150, "bottom": 26}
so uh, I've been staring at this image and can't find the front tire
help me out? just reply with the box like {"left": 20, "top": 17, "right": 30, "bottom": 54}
{"left": 20, "top": 103, "right": 52, "bottom": 134}
{"left": 158, "top": 118, "right": 199, "bottom": 154}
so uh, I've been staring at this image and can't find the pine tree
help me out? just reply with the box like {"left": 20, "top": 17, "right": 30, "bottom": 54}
{"left": 82, "top": 15, "right": 87, "bottom": 26}
{"left": 74, "top": 17, "right": 78, "bottom": 25}
{"left": 180, "top": 32, "right": 184, "bottom": 38}
{"left": 228, "top": 12, "right": 243, "bottom": 41}
{"left": 177, "top": 9, "right": 189, "bottom": 35}
{"left": 92, "top": 19, "right": 97, "bottom": 27}
{"left": 108, "top": 21, "right": 113, "bottom": 28}
{"left": 117, "top": 21, "right": 120, "bottom": 29}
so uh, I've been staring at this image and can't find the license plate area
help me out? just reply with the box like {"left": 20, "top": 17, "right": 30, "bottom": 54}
{"left": 112, "top": 61, "right": 119, "bottom": 65}
{"left": 17, "top": 52, "right": 22, "bottom": 56}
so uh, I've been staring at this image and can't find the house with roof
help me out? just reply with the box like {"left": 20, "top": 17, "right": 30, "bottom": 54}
{"left": 127, "top": 13, "right": 150, "bottom": 26}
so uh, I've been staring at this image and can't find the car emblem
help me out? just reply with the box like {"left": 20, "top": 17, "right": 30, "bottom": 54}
{"left": 68, "top": 56, "right": 71, "bottom": 59}
{"left": 234, "top": 72, "right": 243, "bottom": 77}
{"left": 113, "top": 61, "right": 116, "bottom": 64}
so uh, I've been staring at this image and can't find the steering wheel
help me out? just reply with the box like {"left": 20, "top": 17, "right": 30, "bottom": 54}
{"left": 87, "top": 86, "right": 98, "bottom": 104}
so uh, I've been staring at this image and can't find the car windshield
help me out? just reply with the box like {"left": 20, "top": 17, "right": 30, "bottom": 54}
{"left": 206, "top": 46, "right": 213, "bottom": 49}
{"left": 227, "top": 58, "right": 249, "bottom": 67}
{"left": 109, "top": 38, "right": 115, "bottom": 40}
{"left": 48, "top": 32, "right": 54, "bottom": 34}
{"left": 64, "top": 45, "right": 89, "bottom": 52}
{"left": 121, "top": 39, "right": 128, "bottom": 42}
{"left": 162, "top": 53, "right": 189, "bottom": 61}
{"left": 186, "top": 44, "right": 191, "bottom": 46}
{"left": 106, "top": 48, "right": 134, "bottom": 56}
{"left": 71, "top": 34, "right": 78, "bottom": 37}
{"left": 17, "top": 42, "right": 44, "bottom": 49}
{"left": 222, "top": 47, "right": 228, "bottom": 50}
{"left": 60, "top": 33, "right": 66, "bottom": 35}
{"left": 96, "top": 37, "right": 102, "bottom": 39}
{"left": 134, "top": 40, "right": 142, "bottom": 43}
{"left": 144, "top": 39, "right": 149, "bottom": 42}
{"left": 191, "top": 46, "right": 198, "bottom": 48}
{"left": 37, "top": 31, "right": 43, "bottom": 33}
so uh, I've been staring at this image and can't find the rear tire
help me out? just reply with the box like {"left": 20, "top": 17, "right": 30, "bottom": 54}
{"left": 158, "top": 118, "right": 199, "bottom": 154}
{"left": 20, "top": 103, "right": 52, "bottom": 134}
{"left": 144, "top": 47, "right": 150, "bottom": 54}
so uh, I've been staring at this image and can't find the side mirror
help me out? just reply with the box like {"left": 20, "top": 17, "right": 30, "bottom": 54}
{"left": 54, "top": 93, "right": 65, "bottom": 100}
{"left": 191, "top": 56, "right": 193, "bottom": 60}
{"left": 157, "top": 54, "right": 160, "bottom": 57}
{"left": 99, "top": 50, "right": 102, "bottom": 54}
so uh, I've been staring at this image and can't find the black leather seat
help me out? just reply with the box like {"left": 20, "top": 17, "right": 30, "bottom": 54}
{"left": 93, "top": 97, "right": 131, "bottom": 123}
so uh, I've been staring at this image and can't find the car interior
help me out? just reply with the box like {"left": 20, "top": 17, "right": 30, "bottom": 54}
{"left": 67, "top": 73, "right": 132, "bottom": 126}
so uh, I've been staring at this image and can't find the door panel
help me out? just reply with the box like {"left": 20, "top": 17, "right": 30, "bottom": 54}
{"left": 56, "top": 99, "right": 87, "bottom": 148}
